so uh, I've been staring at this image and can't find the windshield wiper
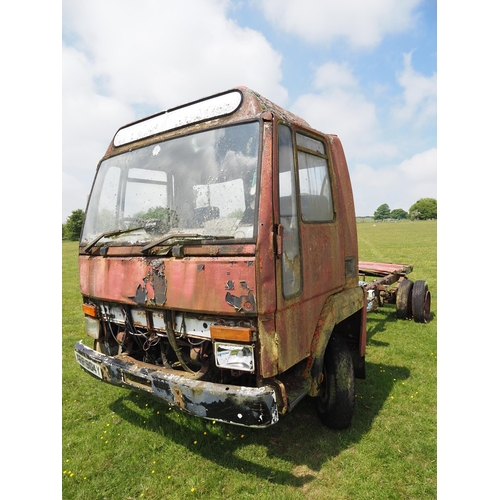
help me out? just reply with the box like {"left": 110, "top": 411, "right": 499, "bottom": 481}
{"left": 83, "top": 226, "right": 144, "bottom": 254}
{"left": 140, "top": 233, "right": 234, "bottom": 254}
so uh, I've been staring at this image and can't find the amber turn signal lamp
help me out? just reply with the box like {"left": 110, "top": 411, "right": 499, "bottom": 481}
{"left": 82, "top": 303, "right": 97, "bottom": 317}
{"left": 210, "top": 325, "right": 252, "bottom": 342}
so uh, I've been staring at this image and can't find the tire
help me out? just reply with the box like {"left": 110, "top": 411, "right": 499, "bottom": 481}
{"left": 94, "top": 339, "right": 118, "bottom": 356}
{"left": 396, "top": 279, "right": 414, "bottom": 319}
{"left": 315, "top": 337, "right": 355, "bottom": 429}
{"left": 412, "top": 280, "right": 431, "bottom": 323}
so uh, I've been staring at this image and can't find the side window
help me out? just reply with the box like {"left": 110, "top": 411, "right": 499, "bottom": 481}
{"left": 278, "top": 124, "right": 301, "bottom": 298}
{"left": 296, "top": 133, "right": 334, "bottom": 222}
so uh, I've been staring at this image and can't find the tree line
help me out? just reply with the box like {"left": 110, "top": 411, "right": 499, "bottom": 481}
{"left": 373, "top": 198, "right": 437, "bottom": 221}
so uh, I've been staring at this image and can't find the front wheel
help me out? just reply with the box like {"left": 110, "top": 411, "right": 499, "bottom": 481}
{"left": 94, "top": 339, "right": 118, "bottom": 356}
{"left": 315, "top": 337, "right": 355, "bottom": 429}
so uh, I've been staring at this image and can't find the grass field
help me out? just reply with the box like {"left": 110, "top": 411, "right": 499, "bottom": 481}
{"left": 62, "top": 219, "right": 437, "bottom": 499}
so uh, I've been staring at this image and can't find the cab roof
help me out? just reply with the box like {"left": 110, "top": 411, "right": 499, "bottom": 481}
{"left": 112, "top": 86, "right": 310, "bottom": 149}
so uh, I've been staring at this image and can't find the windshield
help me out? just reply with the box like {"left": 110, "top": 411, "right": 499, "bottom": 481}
{"left": 81, "top": 122, "right": 260, "bottom": 246}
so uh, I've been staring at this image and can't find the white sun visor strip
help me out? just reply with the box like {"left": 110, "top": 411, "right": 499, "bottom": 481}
{"left": 113, "top": 90, "right": 243, "bottom": 147}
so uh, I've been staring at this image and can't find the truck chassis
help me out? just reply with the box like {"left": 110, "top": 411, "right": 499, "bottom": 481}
{"left": 359, "top": 261, "right": 431, "bottom": 323}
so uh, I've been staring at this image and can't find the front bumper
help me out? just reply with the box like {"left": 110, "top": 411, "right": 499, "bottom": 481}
{"left": 74, "top": 341, "right": 279, "bottom": 428}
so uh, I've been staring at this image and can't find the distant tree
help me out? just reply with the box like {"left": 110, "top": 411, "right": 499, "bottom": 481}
{"left": 409, "top": 198, "right": 437, "bottom": 220}
{"left": 390, "top": 208, "right": 408, "bottom": 220}
{"left": 63, "top": 209, "right": 85, "bottom": 240}
{"left": 374, "top": 203, "right": 391, "bottom": 220}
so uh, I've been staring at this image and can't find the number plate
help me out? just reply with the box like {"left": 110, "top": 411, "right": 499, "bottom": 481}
{"left": 75, "top": 351, "right": 103, "bottom": 379}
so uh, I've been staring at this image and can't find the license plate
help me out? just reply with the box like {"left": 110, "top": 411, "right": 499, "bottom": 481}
{"left": 75, "top": 351, "right": 103, "bottom": 379}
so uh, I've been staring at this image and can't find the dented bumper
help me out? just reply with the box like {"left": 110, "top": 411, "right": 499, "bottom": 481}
{"left": 74, "top": 341, "right": 279, "bottom": 428}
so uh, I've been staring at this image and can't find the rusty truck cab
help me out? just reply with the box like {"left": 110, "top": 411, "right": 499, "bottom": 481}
{"left": 75, "top": 87, "right": 366, "bottom": 428}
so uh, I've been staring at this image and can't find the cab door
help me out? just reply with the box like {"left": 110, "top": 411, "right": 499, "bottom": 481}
{"left": 274, "top": 123, "right": 344, "bottom": 373}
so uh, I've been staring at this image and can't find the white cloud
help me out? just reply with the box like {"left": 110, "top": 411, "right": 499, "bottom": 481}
{"left": 62, "top": 44, "right": 136, "bottom": 219}
{"left": 62, "top": 172, "right": 90, "bottom": 222}
{"left": 291, "top": 62, "right": 398, "bottom": 162}
{"left": 62, "top": 0, "right": 287, "bottom": 221}
{"left": 313, "top": 62, "right": 358, "bottom": 89}
{"left": 398, "top": 147, "right": 437, "bottom": 183}
{"left": 256, "top": 0, "right": 422, "bottom": 48}
{"left": 63, "top": 0, "right": 286, "bottom": 108}
{"left": 392, "top": 51, "right": 437, "bottom": 127}
{"left": 351, "top": 148, "right": 437, "bottom": 216}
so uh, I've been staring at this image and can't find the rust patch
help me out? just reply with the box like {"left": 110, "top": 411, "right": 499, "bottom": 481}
{"left": 131, "top": 259, "right": 167, "bottom": 306}
{"left": 173, "top": 385, "right": 185, "bottom": 409}
{"left": 149, "top": 259, "right": 167, "bottom": 304}
{"left": 132, "top": 279, "right": 148, "bottom": 304}
{"left": 225, "top": 289, "right": 256, "bottom": 313}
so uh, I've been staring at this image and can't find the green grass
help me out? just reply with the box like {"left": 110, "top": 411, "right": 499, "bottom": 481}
{"left": 62, "top": 220, "right": 437, "bottom": 499}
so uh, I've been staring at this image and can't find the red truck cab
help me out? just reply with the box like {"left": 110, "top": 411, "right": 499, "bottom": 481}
{"left": 75, "top": 87, "right": 366, "bottom": 428}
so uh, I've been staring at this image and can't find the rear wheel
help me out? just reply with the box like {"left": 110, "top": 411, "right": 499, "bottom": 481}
{"left": 396, "top": 279, "right": 414, "bottom": 319}
{"left": 412, "top": 280, "right": 431, "bottom": 323}
{"left": 315, "top": 337, "right": 355, "bottom": 429}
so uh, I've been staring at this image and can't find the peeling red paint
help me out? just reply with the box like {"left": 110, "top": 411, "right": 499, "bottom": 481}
{"left": 80, "top": 255, "right": 256, "bottom": 315}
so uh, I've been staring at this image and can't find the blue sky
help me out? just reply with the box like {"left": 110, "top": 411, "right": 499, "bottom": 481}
{"left": 62, "top": 0, "right": 437, "bottom": 220}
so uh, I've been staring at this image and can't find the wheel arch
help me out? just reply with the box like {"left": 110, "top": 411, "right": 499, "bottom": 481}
{"left": 306, "top": 286, "right": 366, "bottom": 397}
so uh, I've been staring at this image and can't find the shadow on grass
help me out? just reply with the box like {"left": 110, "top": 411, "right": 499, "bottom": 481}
{"left": 108, "top": 357, "right": 409, "bottom": 487}
{"left": 365, "top": 302, "right": 436, "bottom": 345}
{"left": 365, "top": 304, "right": 398, "bottom": 344}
